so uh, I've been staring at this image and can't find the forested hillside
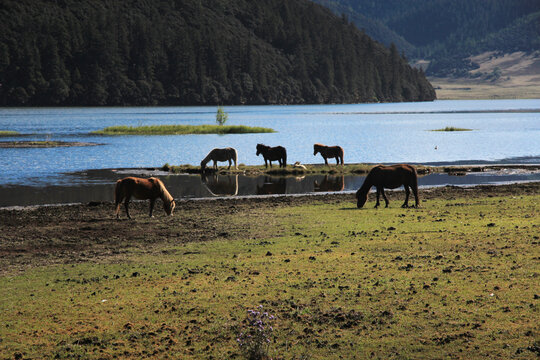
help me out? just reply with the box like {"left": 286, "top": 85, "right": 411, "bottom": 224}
{"left": 0, "top": 0, "right": 435, "bottom": 106}
{"left": 314, "top": 0, "right": 540, "bottom": 76}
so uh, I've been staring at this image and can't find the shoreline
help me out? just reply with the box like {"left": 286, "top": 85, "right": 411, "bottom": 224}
{"left": 0, "top": 181, "right": 538, "bottom": 274}
{"left": 1, "top": 164, "right": 539, "bottom": 209}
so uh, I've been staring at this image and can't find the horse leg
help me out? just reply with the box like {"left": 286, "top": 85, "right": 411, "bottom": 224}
{"left": 124, "top": 196, "right": 132, "bottom": 219}
{"left": 402, "top": 185, "right": 410, "bottom": 208}
{"left": 324, "top": 157, "right": 328, "bottom": 166}
{"left": 227, "top": 159, "right": 231, "bottom": 170}
{"left": 375, "top": 187, "right": 381, "bottom": 208}
{"left": 213, "top": 160, "right": 218, "bottom": 170}
{"left": 115, "top": 196, "right": 123, "bottom": 219}
{"left": 412, "top": 184, "right": 420, "bottom": 208}
{"left": 381, "top": 188, "right": 390, "bottom": 208}
{"left": 149, "top": 198, "right": 156, "bottom": 217}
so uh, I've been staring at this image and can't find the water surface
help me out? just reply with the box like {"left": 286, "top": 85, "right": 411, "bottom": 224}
{"left": 1, "top": 99, "right": 539, "bottom": 205}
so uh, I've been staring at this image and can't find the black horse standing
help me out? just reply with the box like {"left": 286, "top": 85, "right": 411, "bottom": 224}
{"left": 256, "top": 144, "right": 287, "bottom": 168}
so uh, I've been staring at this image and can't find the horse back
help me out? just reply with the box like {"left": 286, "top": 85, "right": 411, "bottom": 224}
{"left": 371, "top": 164, "right": 417, "bottom": 188}
{"left": 117, "top": 177, "right": 159, "bottom": 200}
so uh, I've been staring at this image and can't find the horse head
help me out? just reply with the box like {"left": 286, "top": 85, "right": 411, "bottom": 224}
{"left": 164, "top": 199, "right": 176, "bottom": 216}
{"left": 356, "top": 188, "right": 368, "bottom": 208}
{"left": 313, "top": 144, "right": 321, "bottom": 156}
{"left": 256, "top": 144, "right": 264, "bottom": 156}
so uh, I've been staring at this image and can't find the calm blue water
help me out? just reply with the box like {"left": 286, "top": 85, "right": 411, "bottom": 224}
{"left": 1, "top": 99, "right": 539, "bottom": 189}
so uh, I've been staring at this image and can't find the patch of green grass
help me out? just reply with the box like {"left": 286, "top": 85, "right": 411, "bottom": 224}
{"left": 91, "top": 124, "right": 275, "bottom": 135}
{"left": 0, "top": 130, "right": 20, "bottom": 136}
{"left": 431, "top": 126, "right": 473, "bottom": 132}
{"left": 1, "top": 192, "right": 538, "bottom": 359}
{"left": 165, "top": 163, "right": 435, "bottom": 176}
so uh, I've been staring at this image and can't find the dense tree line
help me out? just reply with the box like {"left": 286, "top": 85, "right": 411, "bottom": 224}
{"left": 0, "top": 0, "right": 435, "bottom": 107}
{"left": 313, "top": 0, "right": 540, "bottom": 76}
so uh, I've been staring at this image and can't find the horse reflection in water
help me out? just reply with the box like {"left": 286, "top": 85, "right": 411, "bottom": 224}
{"left": 257, "top": 176, "right": 287, "bottom": 195}
{"left": 201, "top": 173, "right": 239, "bottom": 196}
{"left": 314, "top": 175, "right": 345, "bottom": 192}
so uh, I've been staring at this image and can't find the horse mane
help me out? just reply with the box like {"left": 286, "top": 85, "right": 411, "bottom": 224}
{"left": 201, "top": 151, "right": 213, "bottom": 167}
{"left": 152, "top": 177, "right": 174, "bottom": 204}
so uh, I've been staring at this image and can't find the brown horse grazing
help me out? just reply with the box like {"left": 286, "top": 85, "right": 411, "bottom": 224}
{"left": 256, "top": 144, "right": 287, "bottom": 168}
{"left": 115, "top": 177, "right": 175, "bottom": 219}
{"left": 314, "top": 143, "right": 344, "bottom": 165}
{"left": 356, "top": 164, "right": 419, "bottom": 208}
{"left": 200, "top": 147, "right": 238, "bottom": 172}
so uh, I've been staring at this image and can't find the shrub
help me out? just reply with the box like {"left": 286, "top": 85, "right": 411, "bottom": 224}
{"left": 237, "top": 305, "right": 275, "bottom": 360}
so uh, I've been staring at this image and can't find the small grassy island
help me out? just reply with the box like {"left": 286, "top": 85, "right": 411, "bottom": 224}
{"left": 0, "top": 130, "right": 20, "bottom": 136}
{"left": 91, "top": 124, "right": 275, "bottom": 135}
{"left": 431, "top": 126, "right": 473, "bottom": 132}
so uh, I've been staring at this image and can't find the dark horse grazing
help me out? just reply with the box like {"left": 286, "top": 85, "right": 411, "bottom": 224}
{"left": 356, "top": 164, "right": 419, "bottom": 208}
{"left": 256, "top": 144, "right": 287, "bottom": 168}
{"left": 115, "top": 177, "right": 175, "bottom": 219}
{"left": 314, "top": 143, "right": 344, "bottom": 165}
{"left": 200, "top": 147, "right": 238, "bottom": 172}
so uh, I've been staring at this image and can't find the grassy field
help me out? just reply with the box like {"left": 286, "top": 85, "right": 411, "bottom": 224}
{"left": 0, "top": 184, "right": 539, "bottom": 359}
{"left": 91, "top": 124, "right": 275, "bottom": 135}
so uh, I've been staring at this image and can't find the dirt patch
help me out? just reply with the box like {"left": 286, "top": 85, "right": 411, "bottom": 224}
{"left": 0, "top": 182, "right": 538, "bottom": 275}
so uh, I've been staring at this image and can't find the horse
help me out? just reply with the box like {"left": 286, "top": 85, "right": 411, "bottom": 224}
{"left": 314, "top": 143, "right": 344, "bottom": 165}
{"left": 355, "top": 164, "right": 419, "bottom": 208}
{"left": 200, "top": 147, "right": 238, "bottom": 172}
{"left": 114, "top": 177, "right": 176, "bottom": 219}
{"left": 256, "top": 144, "right": 287, "bottom": 168}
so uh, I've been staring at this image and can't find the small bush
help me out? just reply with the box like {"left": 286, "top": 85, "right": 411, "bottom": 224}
{"left": 237, "top": 305, "right": 275, "bottom": 360}
{"left": 216, "top": 106, "right": 228, "bottom": 126}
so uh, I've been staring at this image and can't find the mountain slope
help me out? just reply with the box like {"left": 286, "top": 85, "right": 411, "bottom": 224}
{"left": 0, "top": 0, "right": 435, "bottom": 106}
{"left": 313, "top": 0, "right": 540, "bottom": 76}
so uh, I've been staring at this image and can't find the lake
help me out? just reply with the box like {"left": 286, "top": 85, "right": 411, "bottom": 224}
{"left": 1, "top": 99, "right": 539, "bottom": 206}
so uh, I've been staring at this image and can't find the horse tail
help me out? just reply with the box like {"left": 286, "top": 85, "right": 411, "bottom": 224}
{"left": 232, "top": 148, "right": 238, "bottom": 169}
{"left": 338, "top": 146, "right": 344, "bottom": 164}
{"left": 114, "top": 179, "right": 124, "bottom": 217}
{"left": 282, "top": 147, "right": 287, "bottom": 167}
{"left": 409, "top": 165, "right": 420, "bottom": 206}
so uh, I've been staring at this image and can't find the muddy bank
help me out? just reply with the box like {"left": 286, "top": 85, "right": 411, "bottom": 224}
{"left": 0, "top": 140, "right": 101, "bottom": 148}
{"left": 0, "top": 181, "right": 538, "bottom": 275}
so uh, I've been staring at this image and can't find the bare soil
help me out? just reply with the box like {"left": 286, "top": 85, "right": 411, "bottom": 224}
{"left": 1, "top": 181, "right": 538, "bottom": 276}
